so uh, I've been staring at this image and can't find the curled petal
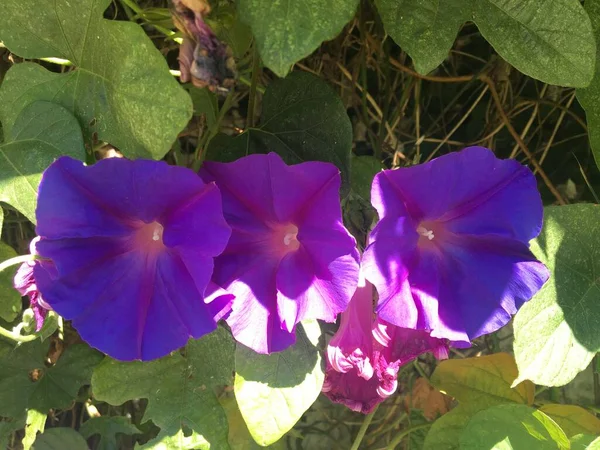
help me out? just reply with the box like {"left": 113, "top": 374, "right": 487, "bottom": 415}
{"left": 362, "top": 216, "right": 419, "bottom": 328}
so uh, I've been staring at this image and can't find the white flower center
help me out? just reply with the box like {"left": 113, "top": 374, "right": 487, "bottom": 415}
{"left": 417, "top": 226, "right": 435, "bottom": 241}
{"left": 283, "top": 232, "right": 297, "bottom": 246}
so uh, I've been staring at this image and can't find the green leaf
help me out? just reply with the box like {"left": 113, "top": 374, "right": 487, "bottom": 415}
{"left": 473, "top": 0, "right": 595, "bottom": 88}
{"left": 0, "top": 101, "right": 85, "bottom": 222}
{"left": 431, "top": 353, "right": 534, "bottom": 408}
{"left": 0, "top": 0, "right": 192, "bottom": 160}
{"left": 218, "top": 393, "right": 286, "bottom": 450}
{"left": 571, "top": 434, "right": 600, "bottom": 450}
{"left": 234, "top": 320, "right": 324, "bottom": 446}
{"left": 0, "top": 415, "right": 25, "bottom": 449}
{"left": 238, "top": 0, "right": 358, "bottom": 77}
{"left": 577, "top": 0, "right": 600, "bottom": 170}
{"left": 350, "top": 155, "right": 384, "bottom": 201}
{"left": 0, "top": 342, "right": 102, "bottom": 418}
{"left": 459, "top": 404, "right": 570, "bottom": 450}
{"left": 0, "top": 242, "right": 20, "bottom": 322}
{"left": 22, "top": 409, "right": 47, "bottom": 450}
{"left": 423, "top": 406, "right": 473, "bottom": 450}
{"left": 92, "top": 327, "right": 235, "bottom": 449}
{"left": 377, "top": 0, "right": 595, "bottom": 87}
{"left": 375, "top": 0, "right": 469, "bottom": 74}
{"left": 79, "top": 417, "right": 141, "bottom": 450}
{"left": 207, "top": 72, "right": 352, "bottom": 190}
{"left": 35, "top": 312, "right": 59, "bottom": 343}
{"left": 205, "top": 3, "right": 252, "bottom": 58}
{"left": 32, "top": 427, "right": 88, "bottom": 450}
{"left": 540, "top": 404, "right": 600, "bottom": 438}
{"left": 189, "top": 88, "right": 218, "bottom": 127}
{"left": 424, "top": 353, "right": 534, "bottom": 450}
{"left": 513, "top": 204, "right": 600, "bottom": 387}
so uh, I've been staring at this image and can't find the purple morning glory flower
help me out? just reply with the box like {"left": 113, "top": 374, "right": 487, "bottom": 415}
{"left": 33, "top": 156, "right": 232, "bottom": 361}
{"left": 362, "top": 147, "right": 549, "bottom": 346}
{"left": 13, "top": 237, "right": 54, "bottom": 331}
{"left": 200, "top": 153, "right": 360, "bottom": 354}
{"left": 323, "top": 279, "right": 448, "bottom": 414}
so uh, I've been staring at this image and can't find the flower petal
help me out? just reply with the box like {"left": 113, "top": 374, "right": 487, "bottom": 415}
{"left": 363, "top": 216, "right": 419, "bottom": 328}
{"left": 203, "top": 153, "right": 359, "bottom": 353}
{"left": 201, "top": 153, "right": 342, "bottom": 224}
{"left": 162, "top": 182, "right": 231, "bottom": 256}
{"left": 430, "top": 235, "right": 549, "bottom": 343}
{"left": 372, "top": 147, "right": 543, "bottom": 242}
{"left": 276, "top": 247, "right": 359, "bottom": 332}
{"left": 218, "top": 254, "right": 296, "bottom": 353}
{"left": 37, "top": 157, "right": 214, "bottom": 238}
{"left": 37, "top": 250, "right": 217, "bottom": 360}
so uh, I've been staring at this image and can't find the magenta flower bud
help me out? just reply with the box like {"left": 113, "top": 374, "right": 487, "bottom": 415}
{"left": 13, "top": 237, "right": 55, "bottom": 331}
{"left": 323, "top": 278, "right": 447, "bottom": 414}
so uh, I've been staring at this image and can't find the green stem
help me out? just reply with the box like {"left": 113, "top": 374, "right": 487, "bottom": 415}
{"left": 239, "top": 76, "right": 266, "bottom": 93}
{"left": 119, "top": 0, "right": 143, "bottom": 16}
{"left": 0, "top": 254, "right": 37, "bottom": 273}
{"left": 387, "top": 423, "right": 432, "bottom": 450}
{"left": 0, "top": 325, "right": 38, "bottom": 343}
{"left": 413, "top": 359, "right": 429, "bottom": 380}
{"left": 192, "top": 89, "right": 235, "bottom": 171}
{"left": 350, "top": 404, "right": 379, "bottom": 450}
{"left": 593, "top": 355, "right": 600, "bottom": 407}
{"left": 246, "top": 43, "right": 261, "bottom": 129}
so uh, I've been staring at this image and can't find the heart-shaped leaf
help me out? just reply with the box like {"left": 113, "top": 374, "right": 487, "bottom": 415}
{"left": 0, "top": 101, "right": 85, "bottom": 222}
{"left": 0, "top": 0, "right": 192, "bottom": 159}
{"left": 513, "top": 205, "right": 600, "bottom": 387}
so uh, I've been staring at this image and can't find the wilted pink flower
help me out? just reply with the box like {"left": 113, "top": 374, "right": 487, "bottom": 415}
{"left": 13, "top": 237, "right": 54, "bottom": 331}
{"left": 200, "top": 153, "right": 360, "bottom": 354}
{"left": 362, "top": 147, "right": 549, "bottom": 346}
{"left": 323, "top": 278, "right": 448, "bottom": 414}
{"left": 172, "top": 0, "right": 235, "bottom": 90}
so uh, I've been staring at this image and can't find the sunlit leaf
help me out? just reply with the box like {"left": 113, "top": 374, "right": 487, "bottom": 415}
{"left": 459, "top": 404, "right": 570, "bottom": 450}
{"left": 0, "top": 0, "right": 192, "bottom": 159}
{"left": 424, "top": 353, "right": 534, "bottom": 450}
{"left": 431, "top": 353, "right": 534, "bottom": 408}
{"left": 540, "top": 404, "right": 600, "bottom": 438}
{"left": 234, "top": 321, "right": 324, "bottom": 446}
{"left": 218, "top": 393, "right": 286, "bottom": 450}
{"left": 22, "top": 409, "right": 46, "bottom": 450}
{"left": 571, "top": 434, "right": 600, "bottom": 450}
{"left": 513, "top": 205, "right": 600, "bottom": 387}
